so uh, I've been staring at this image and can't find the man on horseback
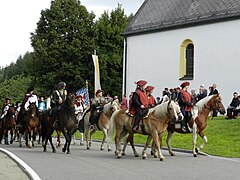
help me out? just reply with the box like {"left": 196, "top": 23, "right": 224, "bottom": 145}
{"left": 17, "top": 87, "right": 38, "bottom": 125}
{"left": 178, "top": 81, "right": 193, "bottom": 132}
{"left": 89, "top": 89, "right": 107, "bottom": 127}
{"left": 0, "top": 98, "right": 12, "bottom": 121}
{"left": 129, "top": 80, "right": 149, "bottom": 132}
{"left": 50, "top": 82, "right": 67, "bottom": 128}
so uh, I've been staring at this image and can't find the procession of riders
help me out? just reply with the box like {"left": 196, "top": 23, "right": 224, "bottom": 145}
{"left": 0, "top": 79, "right": 232, "bottom": 145}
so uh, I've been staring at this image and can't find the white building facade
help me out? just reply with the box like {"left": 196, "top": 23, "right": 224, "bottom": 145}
{"left": 123, "top": 0, "right": 240, "bottom": 106}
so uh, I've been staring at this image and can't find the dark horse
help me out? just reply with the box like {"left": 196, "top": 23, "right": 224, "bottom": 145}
{"left": 41, "top": 109, "right": 57, "bottom": 153}
{"left": 58, "top": 92, "right": 78, "bottom": 154}
{"left": 0, "top": 106, "right": 16, "bottom": 145}
{"left": 19, "top": 102, "right": 39, "bottom": 148}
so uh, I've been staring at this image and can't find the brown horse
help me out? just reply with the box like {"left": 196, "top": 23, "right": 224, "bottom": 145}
{"left": 1, "top": 106, "right": 17, "bottom": 145}
{"left": 108, "top": 100, "right": 183, "bottom": 161}
{"left": 166, "top": 94, "right": 226, "bottom": 157}
{"left": 82, "top": 100, "right": 120, "bottom": 151}
{"left": 19, "top": 102, "right": 39, "bottom": 148}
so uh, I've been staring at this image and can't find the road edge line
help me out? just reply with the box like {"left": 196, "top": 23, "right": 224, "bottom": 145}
{"left": 0, "top": 148, "right": 41, "bottom": 180}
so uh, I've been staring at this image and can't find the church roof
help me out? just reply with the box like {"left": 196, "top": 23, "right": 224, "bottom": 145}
{"left": 124, "top": 0, "right": 240, "bottom": 35}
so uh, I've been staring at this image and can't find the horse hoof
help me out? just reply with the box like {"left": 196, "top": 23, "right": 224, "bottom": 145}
{"left": 195, "top": 148, "right": 199, "bottom": 153}
{"left": 160, "top": 158, "right": 164, "bottom": 161}
{"left": 135, "top": 154, "right": 139, "bottom": 157}
{"left": 170, "top": 154, "right": 175, "bottom": 156}
{"left": 142, "top": 156, "right": 147, "bottom": 160}
{"left": 43, "top": 149, "right": 47, "bottom": 152}
{"left": 87, "top": 147, "right": 90, "bottom": 150}
{"left": 154, "top": 155, "right": 158, "bottom": 158}
{"left": 122, "top": 152, "right": 126, "bottom": 156}
{"left": 193, "top": 154, "right": 197, "bottom": 157}
{"left": 108, "top": 149, "right": 112, "bottom": 152}
{"left": 100, "top": 148, "right": 104, "bottom": 151}
{"left": 117, "top": 156, "right": 121, "bottom": 159}
{"left": 62, "top": 148, "right": 66, "bottom": 153}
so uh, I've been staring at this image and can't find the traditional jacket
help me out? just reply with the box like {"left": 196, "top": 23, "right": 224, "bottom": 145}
{"left": 180, "top": 90, "right": 192, "bottom": 112}
{"left": 129, "top": 88, "right": 148, "bottom": 115}
{"left": 74, "top": 100, "right": 84, "bottom": 114}
{"left": 148, "top": 95, "right": 156, "bottom": 108}
{"left": 23, "top": 94, "right": 38, "bottom": 110}
{"left": 51, "top": 89, "right": 67, "bottom": 107}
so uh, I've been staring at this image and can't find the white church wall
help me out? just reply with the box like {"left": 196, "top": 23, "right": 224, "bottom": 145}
{"left": 125, "top": 19, "right": 240, "bottom": 107}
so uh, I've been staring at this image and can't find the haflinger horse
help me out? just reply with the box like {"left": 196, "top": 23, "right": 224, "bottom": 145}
{"left": 19, "top": 102, "right": 39, "bottom": 148}
{"left": 166, "top": 94, "right": 226, "bottom": 157}
{"left": 58, "top": 92, "right": 78, "bottom": 154}
{"left": 1, "top": 105, "right": 17, "bottom": 145}
{"left": 82, "top": 99, "right": 120, "bottom": 151}
{"left": 108, "top": 100, "right": 183, "bottom": 161}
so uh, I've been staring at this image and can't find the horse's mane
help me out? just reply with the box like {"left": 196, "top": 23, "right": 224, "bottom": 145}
{"left": 103, "top": 102, "right": 112, "bottom": 113}
{"left": 153, "top": 101, "right": 169, "bottom": 118}
{"left": 195, "top": 95, "right": 214, "bottom": 111}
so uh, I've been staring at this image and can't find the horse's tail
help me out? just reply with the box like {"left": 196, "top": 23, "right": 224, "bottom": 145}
{"left": 108, "top": 109, "right": 119, "bottom": 142}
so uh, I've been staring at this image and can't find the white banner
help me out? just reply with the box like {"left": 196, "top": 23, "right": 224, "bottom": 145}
{"left": 92, "top": 54, "right": 101, "bottom": 93}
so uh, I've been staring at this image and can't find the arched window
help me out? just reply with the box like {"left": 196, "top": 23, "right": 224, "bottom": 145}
{"left": 179, "top": 39, "right": 194, "bottom": 80}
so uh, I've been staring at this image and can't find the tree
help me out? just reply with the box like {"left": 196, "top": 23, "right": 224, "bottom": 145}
{"left": 95, "top": 4, "right": 129, "bottom": 97}
{"left": 30, "top": 0, "right": 96, "bottom": 94}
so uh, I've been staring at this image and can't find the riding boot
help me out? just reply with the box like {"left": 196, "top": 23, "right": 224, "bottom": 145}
{"left": 132, "top": 115, "right": 140, "bottom": 132}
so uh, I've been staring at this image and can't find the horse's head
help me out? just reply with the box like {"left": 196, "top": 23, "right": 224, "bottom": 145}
{"left": 167, "top": 101, "right": 184, "bottom": 122}
{"left": 66, "top": 92, "right": 76, "bottom": 107}
{"left": 209, "top": 94, "right": 226, "bottom": 115}
{"left": 111, "top": 99, "right": 121, "bottom": 112}
{"left": 27, "top": 102, "right": 38, "bottom": 117}
{"left": 7, "top": 105, "right": 16, "bottom": 115}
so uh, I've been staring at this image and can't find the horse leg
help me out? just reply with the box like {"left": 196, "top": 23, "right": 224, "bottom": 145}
{"left": 198, "top": 131, "right": 208, "bottom": 150}
{"left": 123, "top": 133, "right": 139, "bottom": 157}
{"left": 49, "top": 134, "right": 56, "bottom": 153}
{"left": 10, "top": 129, "right": 14, "bottom": 144}
{"left": 142, "top": 135, "right": 152, "bottom": 159}
{"left": 56, "top": 130, "right": 61, "bottom": 148}
{"left": 89, "top": 128, "right": 97, "bottom": 149}
{"left": 4, "top": 129, "right": 9, "bottom": 145}
{"left": 100, "top": 128, "right": 107, "bottom": 151}
{"left": 19, "top": 132, "right": 22, "bottom": 147}
{"left": 115, "top": 130, "right": 128, "bottom": 159}
{"left": 62, "top": 128, "right": 68, "bottom": 153}
{"left": 192, "top": 122, "right": 198, "bottom": 157}
{"left": 151, "top": 131, "right": 164, "bottom": 161}
{"left": 166, "top": 131, "right": 175, "bottom": 156}
{"left": 67, "top": 130, "right": 74, "bottom": 154}
{"left": 80, "top": 133, "right": 84, "bottom": 146}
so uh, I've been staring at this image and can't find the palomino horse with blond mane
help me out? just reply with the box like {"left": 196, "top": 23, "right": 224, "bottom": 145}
{"left": 166, "top": 94, "right": 226, "bottom": 157}
{"left": 81, "top": 99, "right": 120, "bottom": 151}
{"left": 108, "top": 100, "right": 183, "bottom": 161}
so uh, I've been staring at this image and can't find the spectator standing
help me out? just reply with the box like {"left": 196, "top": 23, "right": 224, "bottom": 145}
{"left": 226, "top": 92, "right": 240, "bottom": 119}
{"left": 120, "top": 95, "right": 128, "bottom": 109}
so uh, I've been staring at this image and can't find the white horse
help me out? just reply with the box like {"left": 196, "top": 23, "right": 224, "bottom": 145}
{"left": 82, "top": 99, "right": 120, "bottom": 151}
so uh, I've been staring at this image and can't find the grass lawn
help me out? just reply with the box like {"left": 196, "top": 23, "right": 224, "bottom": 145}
{"left": 73, "top": 116, "right": 240, "bottom": 158}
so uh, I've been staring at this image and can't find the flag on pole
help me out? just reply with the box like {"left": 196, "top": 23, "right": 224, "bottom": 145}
{"left": 92, "top": 54, "right": 101, "bottom": 93}
{"left": 76, "top": 87, "right": 89, "bottom": 107}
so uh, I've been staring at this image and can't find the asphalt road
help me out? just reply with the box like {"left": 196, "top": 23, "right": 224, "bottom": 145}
{"left": 1, "top": 139, "right": 240, "bottom": 180}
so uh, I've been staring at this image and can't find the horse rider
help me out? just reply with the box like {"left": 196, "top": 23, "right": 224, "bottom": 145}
{"left": 50, "top": 82, "right": 67, "bottom": 127}
{"left": 74, "top": 95, "right": 85, "bottom": 115}
{"left": 129, "top": 80, "right": 149, "bottom": 132}
{"left": 145, "top": 85, "right": 156, "bottom": 108}
{"left": 17, "top": 87, "right": 38, "bottom": 125}
{"left": 178, "top": 81, "right": 193, "bottom": 132}
{"left": 0, "top": 98, "right": 12, "bottom": 122}
{"left": 89, "top": 89, "right": 108, "bottom": 126}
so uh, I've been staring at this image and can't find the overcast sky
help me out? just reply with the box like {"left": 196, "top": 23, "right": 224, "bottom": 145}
{"left": 0, "top": 0, "right": 144, "bottom": 67}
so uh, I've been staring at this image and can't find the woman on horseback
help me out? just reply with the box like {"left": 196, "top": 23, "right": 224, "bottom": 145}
{"left": 0, "top": 98, "right": 11, "bottom": 121}
{"left": 130, "top": 80, "right": 149, "bottom": 132}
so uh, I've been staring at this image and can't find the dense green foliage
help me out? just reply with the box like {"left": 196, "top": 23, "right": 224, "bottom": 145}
{"left": 88, "top": 116, "right": 240, "bottom": 158}
{"left": 0, "top": 0, "right": 131, "bottom": 106}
